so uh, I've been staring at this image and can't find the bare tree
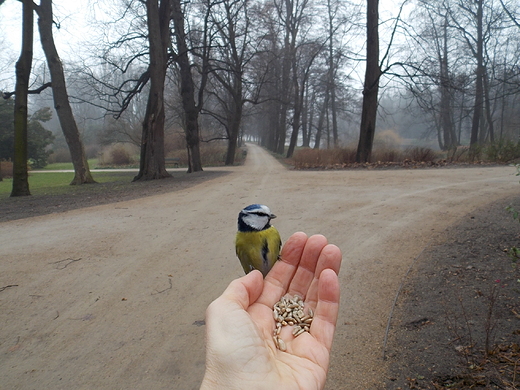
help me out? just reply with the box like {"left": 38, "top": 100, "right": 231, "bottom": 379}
{"left": 356, "top": 0, "right": 380, "bottom": 163}
{"left": 11, "top": 0, "right": 33, "bottom": 196}
{"left": 205, "top": 0, "right": 251, "bottom": 165}
{"left": 286, "top": 41, "right": 322, "bottom": 157}
{"left": 171, "top": 0, "right": 206, "bottom": 173}
{"left": 35, "top": 0, "right": 96, "bottom": 185}
{"left": 325, "top": 0, "right": 340, "bottom": 147}
{"left": 133, "top": 0, "right": 172, "bottom": 181}
{"left": 446, "top": 0, "right": 507, "bottom": 149}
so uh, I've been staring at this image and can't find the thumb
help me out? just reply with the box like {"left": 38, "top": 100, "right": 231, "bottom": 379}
{"left": 220, "top": 270, "right": 264, "bottom": 309}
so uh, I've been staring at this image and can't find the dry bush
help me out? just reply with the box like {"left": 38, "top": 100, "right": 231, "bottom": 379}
{"left": 293, "top": 144, "right": 441, "bottom": 168}
{"left": 292, "top": 147, "right": 356, "bottom": 168}
{"left": 372, "top": 147, "right": 403, "bottom": 162}
{"left": 164, "top": 130, "right": 186, "bottom": 155}
{"left": 404, "top": 146, "right": 437, "bottom": 162}
{"left": 0, "top": 160, "right": 13, "bottom": 178}
{"left": 484, "top": 140, "right": 520, "bottom": 162}
{"left": 166, "top": 140, "right": 246, "bottom": 166}
{"left": 85, "top": 144, "right": 101, "bottom": 159}
{"left": 200, "top": 142, "right": 227, "bottom": 165}
{"left": 98, "top": 144, "right": 137, "bottom": 166}
{"left": 334, "top": 147, "right": 357, "bottom": 164}
{"left": 373, "top": 129, "right": 404, "bottom": 149}
{"left": 48, "top": 148, "right": 71, "bottom": 163}
{"left": 447, "top": 146, "right": 471, "bottom": 162}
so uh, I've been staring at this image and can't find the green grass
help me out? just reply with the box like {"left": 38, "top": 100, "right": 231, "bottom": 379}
{"left": 41, "top": 159, "right": 99, "bottom": 171}
{"left": 0, "top": 171, "right": 135, "bottom": 197}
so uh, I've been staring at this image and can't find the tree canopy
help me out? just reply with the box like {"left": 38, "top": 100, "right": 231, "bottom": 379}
{"left": 0, "top": 98, "right": 54, "bottom": 168}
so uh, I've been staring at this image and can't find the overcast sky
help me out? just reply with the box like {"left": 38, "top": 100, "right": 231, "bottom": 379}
{"left": 0, "top": 0, "right": 405, "bottom": 92}
{"left": 0, "top": 0, "right": 99, "bottom": 91}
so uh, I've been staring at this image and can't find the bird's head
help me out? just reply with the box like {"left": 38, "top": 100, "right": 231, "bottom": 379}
{"left": 238, "top": 204, "right": 277, "bottom": 232}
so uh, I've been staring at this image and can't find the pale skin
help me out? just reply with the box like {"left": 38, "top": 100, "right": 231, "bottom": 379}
{"left": 200, "top": 232, "right": 342, "bottom": 390}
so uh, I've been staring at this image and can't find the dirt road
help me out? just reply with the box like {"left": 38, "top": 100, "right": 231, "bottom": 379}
{"left": 1, "top": 144, "right": 518, "bottom": 390}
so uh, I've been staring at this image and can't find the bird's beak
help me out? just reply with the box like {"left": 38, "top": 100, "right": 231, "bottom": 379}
{"left": 270, "top": 214, "right": 277, "bottom": 219}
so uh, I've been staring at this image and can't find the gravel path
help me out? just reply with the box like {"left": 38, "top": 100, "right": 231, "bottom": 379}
{"left": 0, "top": 144, "right": 518, "bottom": 389}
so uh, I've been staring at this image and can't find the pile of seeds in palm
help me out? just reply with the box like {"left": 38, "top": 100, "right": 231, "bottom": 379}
{"left": 272, "top": 294, "right": 314, "bottom": 351}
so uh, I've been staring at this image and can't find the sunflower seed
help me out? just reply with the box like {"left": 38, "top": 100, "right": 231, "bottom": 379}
{"left": 292, "top": 325, "right": 302, "bottom": 336}
{"left": 272, "top": 294, "right": 315, "bottom": 350}
{"left": 277, "top": 337, "right": 286, "bottom": 352}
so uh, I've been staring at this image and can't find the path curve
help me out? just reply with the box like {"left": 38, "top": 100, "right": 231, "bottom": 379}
{"left": 0, "top": 144, "right": 518, "bottom": 389}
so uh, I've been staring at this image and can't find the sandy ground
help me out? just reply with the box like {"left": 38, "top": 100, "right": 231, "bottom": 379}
{"left": 0, "top": 144, "right": 518, "bottom": 390}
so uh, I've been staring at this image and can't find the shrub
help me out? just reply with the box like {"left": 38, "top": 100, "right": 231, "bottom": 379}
{"left": 166, "top": 140, "right": 246, "bottom": 167}
{"left": 373, "top": 129, "right": 403, "bottom": 149}
{"left": 447, "top": 146, "right": 471, "bottom": 162}
{"left": 404, "top": 146, "right": 437, "bottom": 162}
{"left": 98, "top": 144, "right": 137, "bottom": 166}
{"left": 0, "top": 160, "right": 13, "bottom": 178}
{"left": 292, "top": 147, "right": 357, "bottom": 168}
{"left": 48, "top": 148, "right": 71, "bottom": 163}
{"left": 85, "top": 144, "right": 101, "bottom": 159}
{"left": 372, "top": 147, "right": 403, "bottom": 163}
{"left": 484, "top": 140, "right": 520, "bottom": 162}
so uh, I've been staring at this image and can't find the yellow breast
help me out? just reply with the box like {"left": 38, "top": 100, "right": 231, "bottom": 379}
{"left": 235, "top": 226, "right": 281, "bottom": 277}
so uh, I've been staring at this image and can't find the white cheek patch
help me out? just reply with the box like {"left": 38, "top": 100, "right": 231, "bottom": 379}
{"left": 243, "top": 214, "right": 269, "bottom": 231}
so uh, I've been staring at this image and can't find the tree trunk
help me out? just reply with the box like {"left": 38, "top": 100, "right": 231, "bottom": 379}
{"left": 11, "top": 0, "right": 33, "bottom": 197}
{"left": 225, "top": 92, "right": 242, "bottom": 165}
{"left": 439, "top": 13, "right": 456, "bottom": 150}
{"left": 37, "top": 0, "right": 95, "bottom": 185}
{"left": 301, "top": 85, "right": 311, "bottom": 148}
{"left": 470, "top": 0, "right": 484, "bottom": 153}
{"left": 276, "top": 11, "right": 293, "bottom": 156}
{"left": 327, "top": 0, "right": 338, "bottom": 147}
{"left": 356, "top": 0, "right": 380, "bottom": 163}
{"left": 286, "top": 53, "right": 301, "bottom": 158}
{"left": 314, "top": 91, "right": 329, "bottom": 149}
{"left": 134, "top": 0, "right": 172, "bottom": 181}
{"left": 172, "top": 0, "right": 203, "bottom": 173}
{"left": 483, "top": 68, "right": 495, "bottom": 143}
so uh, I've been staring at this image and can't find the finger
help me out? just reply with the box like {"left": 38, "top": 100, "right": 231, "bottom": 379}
{"left": 258, "top": 232, "right": 308, "bottom": 307}
{"left": 310, "top": 268, "right": 340, "bottom": 351}
{"left": 286, "top": 235, "right": 328, "bottom": 299}
{"left": 304, "top": 244, "right": 342, "bottom": 307}
{"left": 220, "top": 270, "right": 264, "bottom": 310}
{"left": 204, "top": 271, "right": 265, "bottom": 359}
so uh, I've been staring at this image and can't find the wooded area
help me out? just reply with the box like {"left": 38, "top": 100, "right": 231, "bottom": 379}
{"left": 1, "top": 0, "right": 520, "bottom": 193}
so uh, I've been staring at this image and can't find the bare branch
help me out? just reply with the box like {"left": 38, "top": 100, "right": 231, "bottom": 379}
{"left": 3, "top": 82, "right": 52, "bottom": 99}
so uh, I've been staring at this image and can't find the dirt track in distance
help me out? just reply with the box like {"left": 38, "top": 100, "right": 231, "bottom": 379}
{"left": 0, "top": 144, "right": 518, "bottom": 390}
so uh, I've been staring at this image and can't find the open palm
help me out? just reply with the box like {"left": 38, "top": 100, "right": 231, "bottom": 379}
{"left": 201, "top": 232, "right": 342, "bottom": 390}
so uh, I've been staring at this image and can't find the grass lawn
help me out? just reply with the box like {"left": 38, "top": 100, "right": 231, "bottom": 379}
{"left": 0, "top": 171, "right": 136, "bottom": 198}
{"left": 41, "top": 159, "right": 99, "bottom": 170}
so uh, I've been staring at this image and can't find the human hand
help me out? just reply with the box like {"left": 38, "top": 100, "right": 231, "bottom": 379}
{"left": 200, "top": 232, "right": 342, "bottom": 390}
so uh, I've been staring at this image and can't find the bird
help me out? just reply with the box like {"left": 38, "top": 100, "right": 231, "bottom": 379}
{"left": 235, "top": 204, "right": 282, "bottom": 277}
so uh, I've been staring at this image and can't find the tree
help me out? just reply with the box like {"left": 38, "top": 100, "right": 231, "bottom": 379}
{"left": 27, "top": 107, "right": 55, "bottom": 168}
{"left": 133, "top": 0, "right": 172, "bottom": 181}
{"left": 356, "top": 0, "right": 380, "bottom": 163}
{"left": 409, "top": 1, "right": 459, "bottom": 150}
{"left": 325, "top": 0, "right": 340, "bottom": 147}
{"left": 1, "top": 100, "right": 55, "bottom": 168}
{"left": 35, "top": 0, "right": 95, "bottom": 184}
{"left": 11, "top": 0, "right": 33, "bottom": 196}
{"left": 171, "top": 0, "right": 205, "bottom": 172}
{"left": 286, "top": 41, "right": 322, "bottom": 158}
{"left": 205, "top": 0, "right": 251, "bottom": 166}
{"left": 467, "top": 0, "right": 485, "bottom": 150}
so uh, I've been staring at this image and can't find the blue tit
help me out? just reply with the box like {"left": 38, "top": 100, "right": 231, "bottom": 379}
{"left": 235, "top": 204, "right": 282, "bottom": 277}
